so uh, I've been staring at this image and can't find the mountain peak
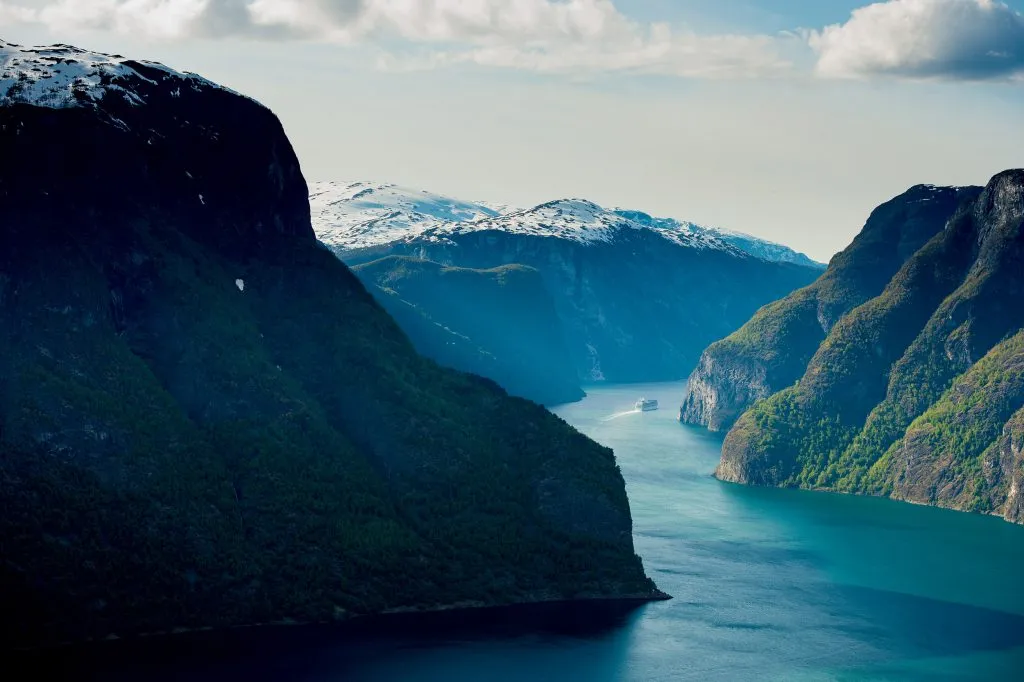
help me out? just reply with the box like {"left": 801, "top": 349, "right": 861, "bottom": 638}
{"left": 979, "top": 169, "right": 1024, "bottom": 218}
{"left": 311, "top": 180, "right": 822, "bottom": 267}
{"left": 0, "top": 38, "right": 245, "bottom": 112}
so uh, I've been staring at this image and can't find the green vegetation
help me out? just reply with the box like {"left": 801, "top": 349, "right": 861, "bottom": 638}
{"left": 0, "top": 100, "right": 660, "bottom": 650}
{"left": 682, "top": 184, "right": 975, "bottom": 432}
{"left": 869, "top": 330, "right": 1024, "bottom": 512}
{"left": 715, "top": 170, "right": 1024, "bottom": 524}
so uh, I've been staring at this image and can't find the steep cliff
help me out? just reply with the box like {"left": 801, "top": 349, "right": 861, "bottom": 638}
{"left": 352, "top": 256, "right": 583, "bottom": 406}
{"left": 680, "top": 185, "right": 980, "bottom": 432}
{"left": 714, "top": 170, "right": 1024, "bottom": 524}
{"left": 0, "top": 41, "right": 663, "bottom": 649}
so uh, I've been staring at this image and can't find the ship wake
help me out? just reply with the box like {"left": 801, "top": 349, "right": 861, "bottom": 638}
{"left": 601, "top": 409, "right": 641, "bottom": 422}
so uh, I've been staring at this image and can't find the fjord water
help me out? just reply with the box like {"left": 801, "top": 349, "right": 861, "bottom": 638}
{"left": 62, "top": 382, "right": 1024, "bottom": 681}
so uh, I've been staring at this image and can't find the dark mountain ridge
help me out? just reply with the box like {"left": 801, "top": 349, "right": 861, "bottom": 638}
{"left": 0, "top": 41, "right": 663, "bottom": 649}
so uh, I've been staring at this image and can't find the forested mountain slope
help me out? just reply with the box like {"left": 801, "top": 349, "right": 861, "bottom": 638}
{"left": 710, "top": 170, "right": 1024, "bottom": 523}
{"left": 680, "top": 185, "right": 979, "bottom": 432}
{"left": 0, "top": 40, "right": 663, "bottom": 649}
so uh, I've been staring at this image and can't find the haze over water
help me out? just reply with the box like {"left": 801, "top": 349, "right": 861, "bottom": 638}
{"left": 61, "top": 382, "right": 1024, "bottom": 681}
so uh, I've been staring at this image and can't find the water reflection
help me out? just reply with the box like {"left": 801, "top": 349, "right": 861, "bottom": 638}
{"left": 23, "top": 600, "right": 649, "bottom": 682}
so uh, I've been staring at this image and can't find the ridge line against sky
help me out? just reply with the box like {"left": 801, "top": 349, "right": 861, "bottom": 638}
{"left": 2, "top": 0, "right": 1023, "bottom": 259}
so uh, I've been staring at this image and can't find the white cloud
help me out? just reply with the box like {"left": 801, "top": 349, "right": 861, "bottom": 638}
{"left": 377, "top": 26, "right": 793, "bottom": 79}
{"left": 31, "top": 0, "right": 210, "bottom": 39}
{"left": 809, "top": 0, "right": 1024, "bottom": 80}
{"left": 0, "top": 0, "right": 792, "bottom": 78}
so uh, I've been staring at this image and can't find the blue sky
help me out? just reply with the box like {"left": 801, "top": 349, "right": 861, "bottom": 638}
{"left": 2, "top": 0, "right": 1023, "bottom": 260}
{"left": 622, "top": 0, "right": 869, "bottom": 30}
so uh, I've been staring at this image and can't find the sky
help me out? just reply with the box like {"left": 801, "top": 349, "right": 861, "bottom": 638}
{"left": 2, "top": 1, "right": 1023, "bottom": 261}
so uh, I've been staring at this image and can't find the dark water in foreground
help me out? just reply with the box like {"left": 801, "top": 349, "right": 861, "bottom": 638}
{"left": 30, "top": 382, "right": 1024, "bottom": 681}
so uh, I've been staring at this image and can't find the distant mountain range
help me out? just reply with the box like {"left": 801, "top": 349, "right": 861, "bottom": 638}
{"left": 311, "top": 181, "right": 824, "bottom": 269}
{"left": 681, "top": 171, "right": 1024, "bottom": 525}
{"left": 313, "top": 182, "right": 824, "bottom": 404}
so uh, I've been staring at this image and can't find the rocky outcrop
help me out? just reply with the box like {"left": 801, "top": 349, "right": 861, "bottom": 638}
{"left": 712, "top": 170, "right": 1024, "bottom": 524}
{"left": 0, "top": 41, "right": 663, "bottom": 649}
{"left": 679, "top": 348, "right": 773, "bottom": 432}
{"left": 680, "top": 184, "right": 981, "bottom": 432}
{"left": 995, "top": 410, "right": 1024, "bottom": 523}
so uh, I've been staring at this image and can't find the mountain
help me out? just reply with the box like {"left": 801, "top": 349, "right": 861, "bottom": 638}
{"left": 352, "top": 257, "right": 584, "bottom": 406}
{"left": 680, "top": 184, "right": 980, "bottom": 432}
{"left": 0, "top": 40, "right": 664, "bottom": 649}
{"left": 690, "top": 170, "right": 1024, "bottom": 524}
{"left": 314, "top": 183, "right": 824, "bottom": 385}
{"left": 311, "top": 181, "right": 823, "bottom": 268}
{"left": 611, "top": 210, "right": 824, "bottom": 270}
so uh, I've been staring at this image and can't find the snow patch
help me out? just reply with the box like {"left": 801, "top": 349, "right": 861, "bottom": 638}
{"left": 311, "top": 181, "right": 740, "bottom": 254}
{"left": 310, "top": 180, "right": 823, "bottom": 268}
{"left": 0, "top": 39, "right": 246, "bottom": 111}
{"left": 309, "top": 181, "right": 502, "bottom": 250}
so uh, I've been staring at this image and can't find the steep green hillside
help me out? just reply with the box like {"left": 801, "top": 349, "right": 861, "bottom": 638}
{"left": 680, "top": 186, "right": 978, "bottom": 431}
{"left": 0, "top": 44, "right": 662, "bottom": 650}
{"left": 715, "top": 170, "right": 1024, "bottom": 524}
{"left": 879, "top": 330, "right": 1024, "bottom": 515}
{"left": 353, "top": 257, "right": 583, "bottom": 406}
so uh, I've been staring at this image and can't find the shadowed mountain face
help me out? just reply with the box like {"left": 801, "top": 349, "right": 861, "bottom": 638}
{"left": 0, "top": 42, "right": 662, "bottom": 649}
{"left": 328, "top": 216, "right": 821, "bottom": 387}
{"left": 352, "top": 257, "right": 584, "bottom": 406}
{"left": 686, "top": 170, "right": 1024, "bottom": 524}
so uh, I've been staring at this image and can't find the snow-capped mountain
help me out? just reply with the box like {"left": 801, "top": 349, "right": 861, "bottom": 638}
{"left": 321, "top": 181, "right": 824, "bottom": 386}
{"left": 0, "top": 39, "right": 243, "bottom": 111}
{"left": 309, "top": 181, "right": 503, "bottom": 250}
{"left": 614, "top": 210, "right": 824, "bottom": 270}
{"left": 310, "top": 181, "right": 822, "bottom": 268}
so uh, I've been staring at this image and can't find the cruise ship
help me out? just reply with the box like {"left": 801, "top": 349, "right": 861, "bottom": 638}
{"left": 635, "top": 398, "right": 659, "bottom": 412}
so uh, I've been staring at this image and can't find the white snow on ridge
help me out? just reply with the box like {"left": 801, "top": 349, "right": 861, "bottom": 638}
{"left": 310, "top": 181, "right": 502, "bottom": 250}
{"left": 311, "top": 180, "right": 824, "bottom": 267}
{"left": 0, "top": 39, "right": 241, "bottom": 110}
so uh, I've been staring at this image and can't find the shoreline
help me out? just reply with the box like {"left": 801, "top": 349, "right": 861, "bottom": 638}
{"left": 8, "top": 590, "right": 672, "bottom": 656}
{"left": 712, "top": 472, "right": 1023, "bottom": 527}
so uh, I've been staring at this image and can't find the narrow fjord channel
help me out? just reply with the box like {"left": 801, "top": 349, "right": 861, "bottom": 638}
{"left": 53, "top": 382, "right": 1024, "bottom": 681}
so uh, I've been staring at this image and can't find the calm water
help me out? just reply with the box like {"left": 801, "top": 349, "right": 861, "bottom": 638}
{"left": 38, "top": 382, "right": 1024, "bottom": 681}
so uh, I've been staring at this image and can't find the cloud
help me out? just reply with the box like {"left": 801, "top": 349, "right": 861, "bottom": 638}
{"left": 809, "top": 0, "right": 1024, "bottom": 80}
{"left": 0, "top": 0, "right": 792, "bottom": 78}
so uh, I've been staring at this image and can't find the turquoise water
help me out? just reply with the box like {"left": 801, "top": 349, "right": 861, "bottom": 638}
{"left": 551, "top": 382, "right": 1024, "bottom": 681}
{"left": 45, "top": 382, "right": 1024, "bottom": 681}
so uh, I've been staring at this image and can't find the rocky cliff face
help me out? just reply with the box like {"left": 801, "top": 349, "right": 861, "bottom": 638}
{"left": 994, "top": 410, "right": 1024, "bottom": 523}
{"left": 352, "top": 256, "right": 584, "bottom": 406}
{"left": 679, "top": 185, "right": 980, "bottom": 432}
{"left": 0, "top": 41, "right": 663, "bottom": 649}
{"left": 713, "top": 170, "right": 1024, "bottom": 524}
